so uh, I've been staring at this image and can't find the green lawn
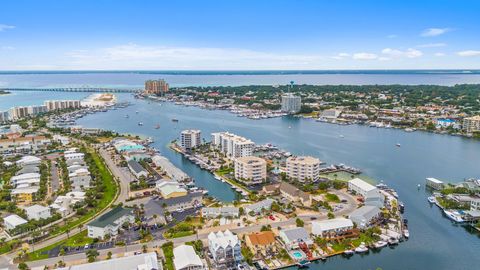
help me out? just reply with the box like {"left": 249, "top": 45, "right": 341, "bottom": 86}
{"left": 320, "top": 171, "right": 376, "bottom": 183}
{"left": 26, "top": 147, "right": 118, "bottom": 261}
{"left": 161, "top": 242, "right": 174, "bottom": 270}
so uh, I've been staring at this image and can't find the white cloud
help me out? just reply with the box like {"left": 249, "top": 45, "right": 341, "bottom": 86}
{"left": 434, "top": 52, "right": 446, "bottom": 57}
{"left": 64, "top": 44, "right": 326, "bottom": 69}
{"left": 1, "top": 46, "right": 15, "bottom": 50}
{"left": 417, "top": 43, "right": 447, "bottom": 48}
{"left": 0, "top": 24, "right": 15, "bottom": 32}
{"left": 352, "top": 53, "right": 378, "bottom": 60}
{"left": 387, "top": 34, "right": 398, "bottom": 39}
{"left": 381, "top": 48, "right": 423, "bottom": 58}
{"left": 421, "top": 28, "right": 451, "bottom": 37}
{"left": 456, "top": 50, "right": 480, "bottom": 57}
{"left": 378, "top": 57, "right": 391, "bottom": 61}
{"left": 331, "top": 53, "right": 350, "bottom": 60}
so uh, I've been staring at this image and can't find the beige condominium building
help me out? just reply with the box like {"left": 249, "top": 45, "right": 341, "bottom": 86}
{"left": 286, "top": 155, "right": 321, "bottom": 182}
{"left": 234, "top": 156, "right": 267, "bottom": 185}
{"left": 463, "top": 115, "right": 480, "bottom": 133}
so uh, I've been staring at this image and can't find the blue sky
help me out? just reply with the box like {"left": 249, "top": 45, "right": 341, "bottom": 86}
{"left": 0, "top": 0, "right": 479, "bottom": 70}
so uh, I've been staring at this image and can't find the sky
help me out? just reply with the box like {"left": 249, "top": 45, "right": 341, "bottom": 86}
{"left": 0, "top": 0, "right": 479, "bottom": 70}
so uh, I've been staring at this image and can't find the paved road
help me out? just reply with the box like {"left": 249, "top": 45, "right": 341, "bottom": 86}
{"left": 25, "top": 190, "right": 359, "bottom": 269}
{"left": 0, "top": 146, "right": 125, "bottom": 270}
{"left": 99, "top": 147, "right": 130, "bottom": 203}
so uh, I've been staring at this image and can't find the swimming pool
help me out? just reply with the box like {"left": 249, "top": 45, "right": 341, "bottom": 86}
{"left": 290, "top": 250, "right": 306, "bottom": 260}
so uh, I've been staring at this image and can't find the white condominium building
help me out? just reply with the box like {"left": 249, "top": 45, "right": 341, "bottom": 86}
{"left": 180, "top": 129, "right": 201, "bottom": 150}
{"left": 211, "top": 132, "right": 254, "bottom": 158}
{"left": 281, "top": 93, "right": 301, "bottom": 114}
{"left": 44, "top": 100, "right": 82, "bottom": 111}
{"left": 463, "top": 115, "right": 480, "bottom": 133}
{"left": 286, "top": 155, "right": 321, "bottom": 182}
{"left": 234, "top": 156, "right": 267, "bottom": 185}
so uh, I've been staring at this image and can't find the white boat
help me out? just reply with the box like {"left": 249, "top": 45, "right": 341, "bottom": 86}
{"left": 374, "top": 241, "right": 388, "bottom": 248}
{"left": 396, "top": 143, "right": 401, "bottom": 147}
{"left": 403, "top": 229, "right": 410, "bottom": 238}
{"left": 343, "top": 249, "right": 354, "bottom": 255}
{"left": 388, "top": 237, "right": 399, "bottom": 245}
{"left": 355, "top": 243, "right": 369, "bottom": 253}
{"left": 138, "top": 122, "right": 143, "bottom": 126}
{"left": 135, "top": 110, "right": 139, "bottom": 114}
{"left": 443, "top": 210, "right": 465, "bottom": 223}
{"left": 427, "top": 196, "right": 436, "bottom": 204}
{"left": 339, "top": 134, "right": 345, "bottom": 138}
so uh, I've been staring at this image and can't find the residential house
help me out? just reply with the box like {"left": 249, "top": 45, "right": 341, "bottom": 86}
{"left": 245, "top": 231, "right": 276, "bottom": 256}
{"left": 25, "top": 204, "right": 51, "bottom": 220}
{"left": 3, "top": 214, "right": 28, "bottom": 231}
{"left": 156, "top": 180, "right": 188, "bottom": 199}
{"left": 201, "top": 207, "right": 239, "bottom": 219}
{"left": 279, "top": 227, "right": 313, "bottom": 250}
{"left": 311, "top": 218, "right": 354, "bottom": 237}
{"left": 279, "top": 182, "right": 311, "bottom": 206}
{"left": 349, "top": 205, "right": 381, "bottom": 229}
{"left": 173, "top": 245, "right": 204, "bottom": 270}
{"left": 157, "top": 192, "right": 203, "bottom": 212}
{"left": 244, "top": 199, "right": 275, "bottom": 214}
{"left": 87, "top": 206, "right": 134, "bottom": 239}
{"left": 127, "top": 160, "right": 149, "bottom": 179}
{"left": 208, "top": 230, "right": 243, "bottom": 270}
{"left": 55, "top": 252, "right": 159, "bottom": 270}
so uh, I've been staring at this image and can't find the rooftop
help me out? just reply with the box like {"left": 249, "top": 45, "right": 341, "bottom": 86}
{"left": 349, "top": 178, "right": 377, "bottom": 192}
{"left": 173, "top": 245, "right": 203, "bottom": 270}
{"left": 57, "top": 252, "right": 159, "bottom": 270}
{"left": 4, "top": 214, "right": 28, "bottom": 227}
{"left": 127, "top": 160, "right": 147, "bottom": 174}
{"left": 246, "top": 231, "right": 276, "bottom": 246}
{"left": 88, "top": 206, "right": 133, "bottom": 228}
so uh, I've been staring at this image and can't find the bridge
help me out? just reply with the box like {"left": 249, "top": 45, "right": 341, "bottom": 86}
{"left": 0, "top": 87, "right": 140, "bottom": 93}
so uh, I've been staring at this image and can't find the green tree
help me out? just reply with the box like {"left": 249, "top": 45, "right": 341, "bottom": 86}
{"left": 295, "top": 218, "right": 304, "bottom": 227}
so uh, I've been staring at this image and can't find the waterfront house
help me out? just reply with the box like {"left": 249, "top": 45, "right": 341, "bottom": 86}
{"left": 25, "top": 204, "right": 51, "bottom": 220}
{"left": 157, "top": 192, "right": 203, "bottom": 212}
{"left": 155, "top": 180, "right": 188, "bottom": 199}
{"left": 152, "top": 155, "right": 189, "bottom": 181}
{"left": 208, "top": 230, "right": 243, "bottom": 270}
{"left": 311, "top": 218, "right": 354, "bottom": 237}
{"left": 348, "top": 178, "right": 378, "bottom": 198}
{"left": 201, "top": 207, "right": 239, "bottom": 219}
{"left": 3, "top": 214, "right": 28, "bottom": 231}
{"left": 245, "top": 231, "right": 276, "bottom": 257}
{"left": 87, "top": 206, "right": 134, "bottom": 239}
{"left": 349, "top": 205, "right": 381, "bottom": 229}
{"left": 426, "top": 177, "right": 445, "bottom": 190}
{"left": 364, "top": 191, "right": 385, "bottom": 208}
{"left": 279, "top": 182, "right": 311, "bottom": 207}
{"left": 244, "top": 198, "right": 275, "bottom": 214}
{"left": 279, "top": 227, "right": 313, "bottom": 250}
{"left": 123, "top": 151, "right": 151, "bottom": 162}
{"left": 127, "top": 160, "right": 149, "bottom": 179}
{"left": 173, "top": 244, "right": 204, "bottom": 270}
{"left": 54, "top": 252, "right": 159, "bottom": 270}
